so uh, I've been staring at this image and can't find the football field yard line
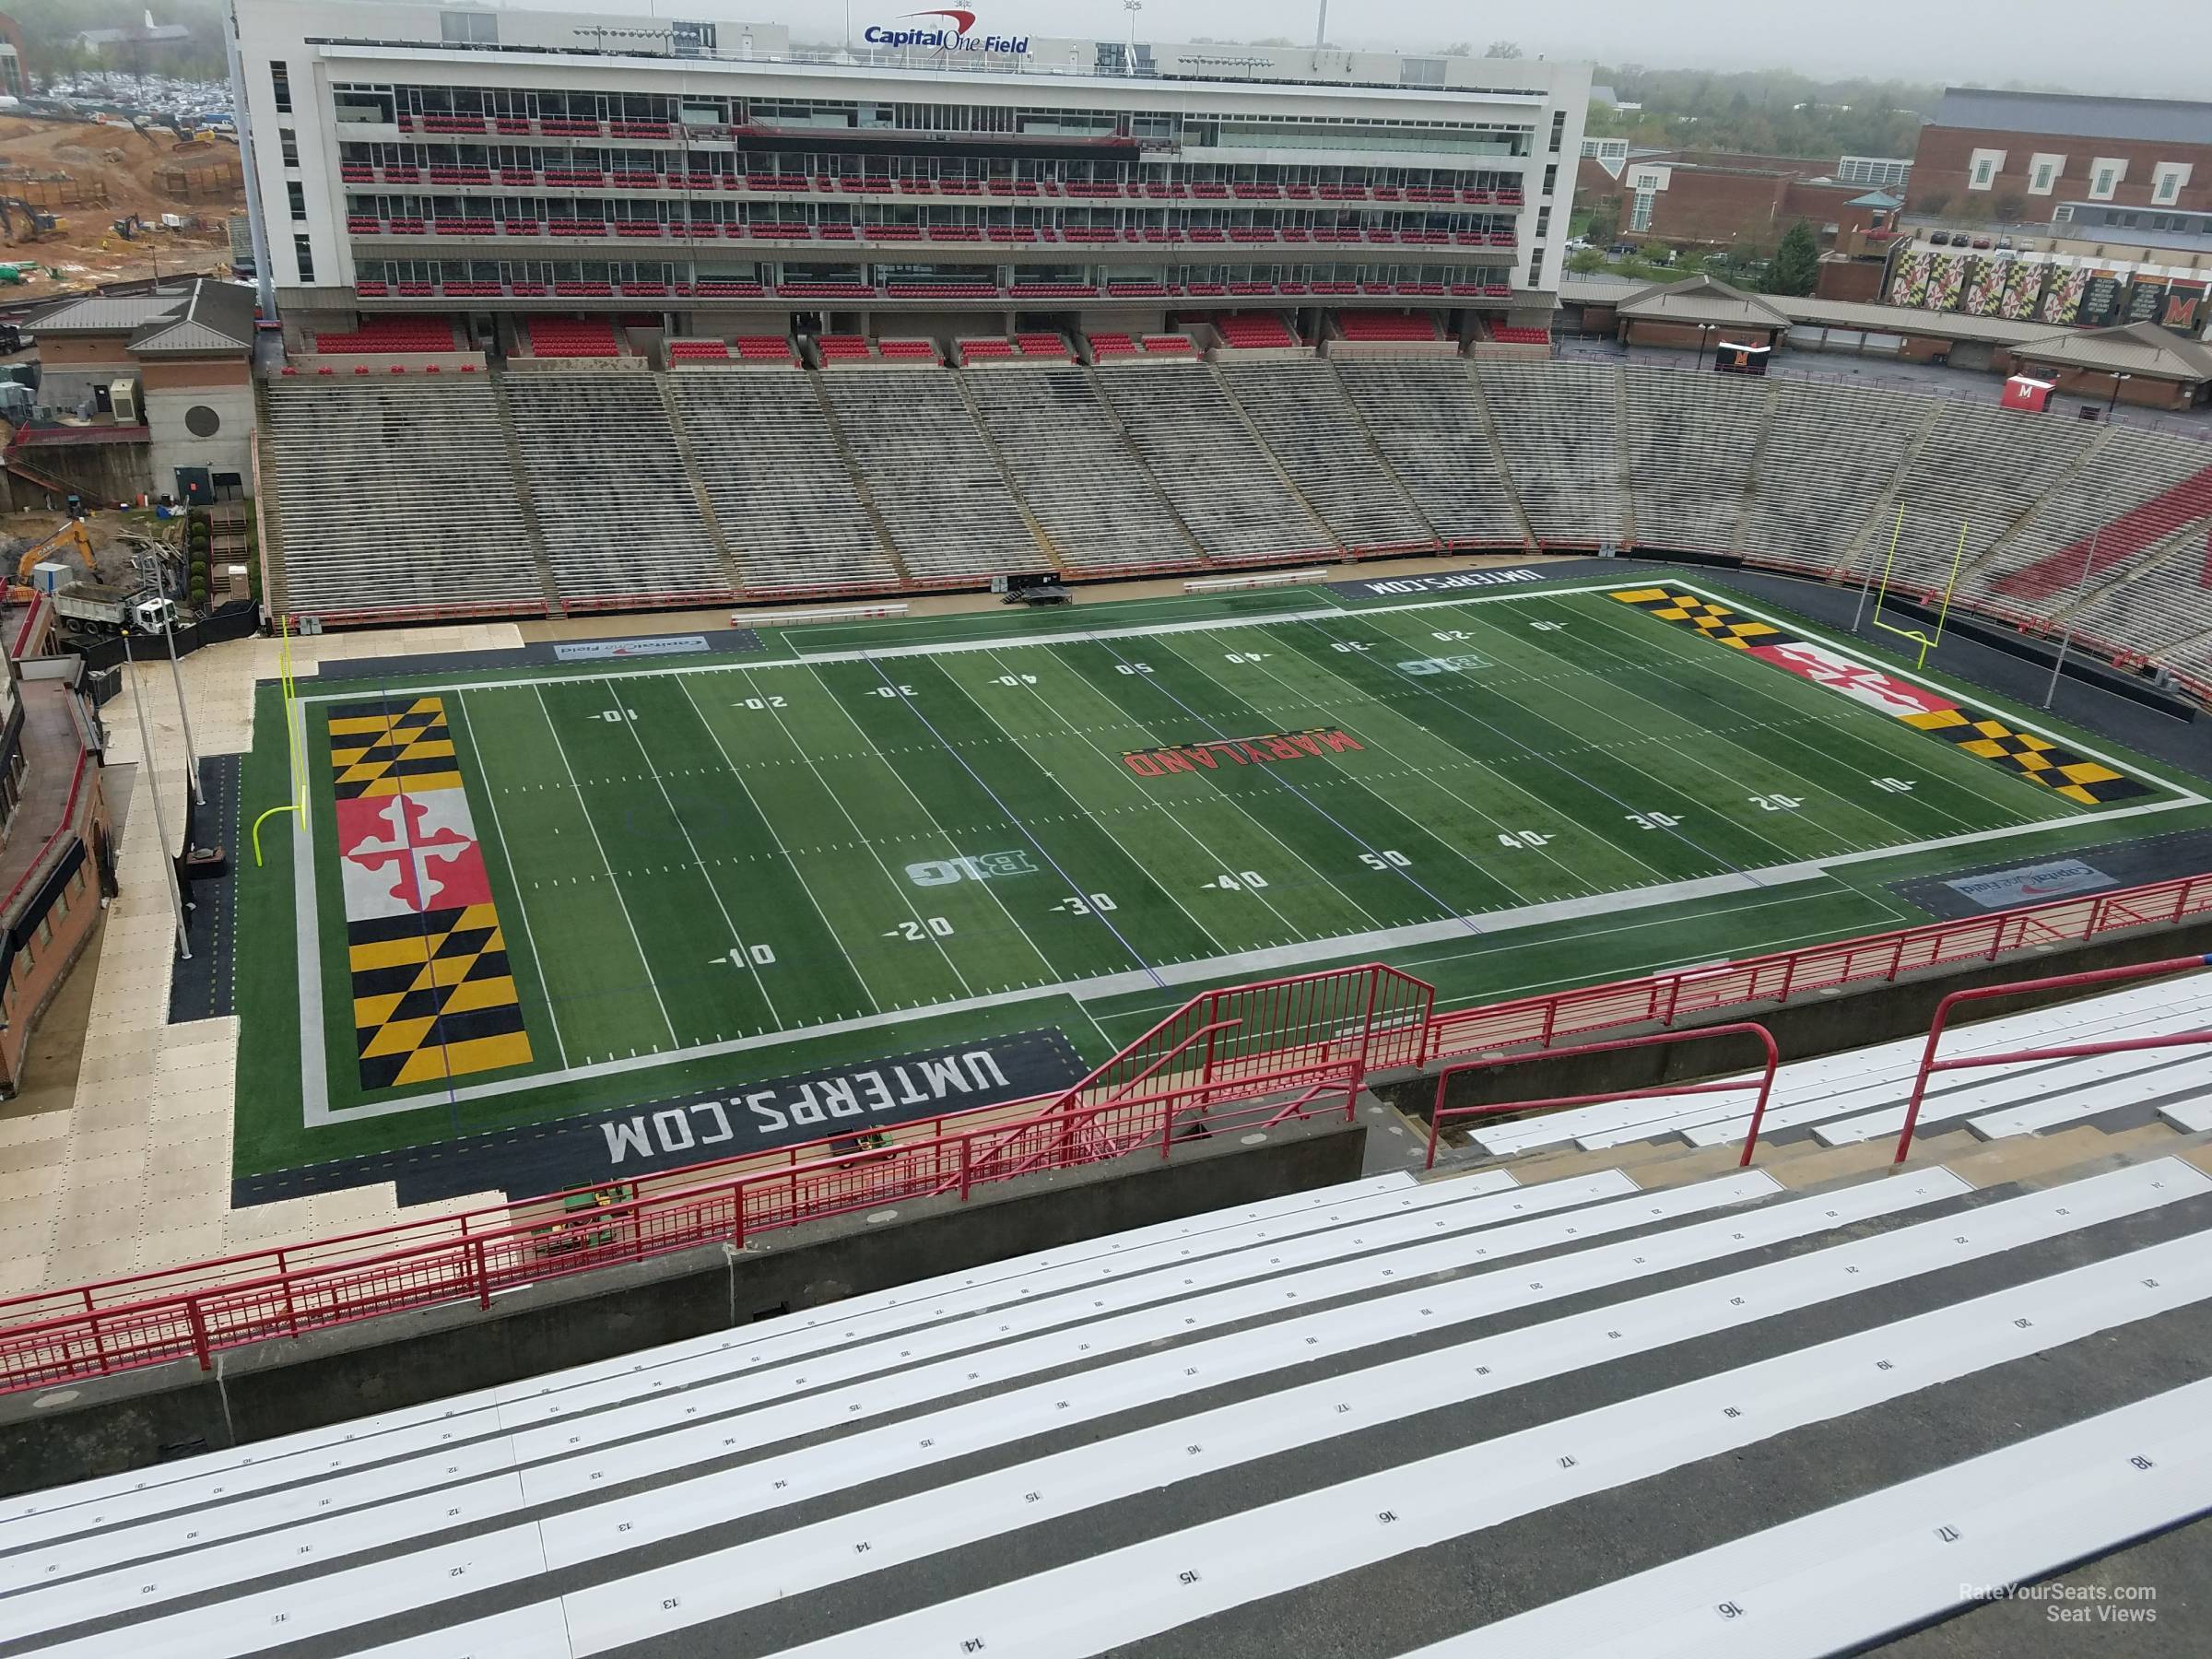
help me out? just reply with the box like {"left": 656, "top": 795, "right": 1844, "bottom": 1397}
{"left": 1382, "top": 603, "right": 1863, "bottom": 864}
{"left": 1290, "top": 609, "right": 1771, "bottom": 879}
{"left": 971, "top": 647, "right": 1269, "bottom": 955}
{"left": 1147, "top": 628, "right": 1560, "bottom": 912}
{"left": 1082, "top": 629, "right": 1490, "bottom": 937}
{"left": 674, "top": 672, "right": 886, "bottom": 1016}
{"left": 1443, "top": 598, "right": 1944, "bottom": 857}
{"left": 794, "top": 657, "right": 1064, "bottom": 994}
{"left": 730, "top": 666, "right": 979, "bottom": 1003}
{"left": 528, "top": 683, "right": 680, "bottom": 1053}
{"left": 598, "top": 678, "right": 787, "bottom": 1029}
{"left": 859, "top": 654, "right": 1170, "bottom": 986}
{"left": 450, "top": 692, "right": 568, "bottom": 1073}
{"left": 1214, "top": 622, "right": 1676, "bottom": 898}
{"left": 1001, "top": 642, "right": 1404, "bottom": 942}
{"left": 1170, "top": 627, "right": 1583, "bottom": 905}
{"left": 1549, "top": 593, "right": 2056, "bottom": 839}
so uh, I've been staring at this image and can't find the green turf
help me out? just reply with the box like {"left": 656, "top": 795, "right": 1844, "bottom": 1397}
{"left": 229, "top": 572, "right": 2210, "bottom": 1180}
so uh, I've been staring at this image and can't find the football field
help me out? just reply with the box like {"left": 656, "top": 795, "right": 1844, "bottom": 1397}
{"left": 234, "top": 575, "right": 2200, "bottom": 1191}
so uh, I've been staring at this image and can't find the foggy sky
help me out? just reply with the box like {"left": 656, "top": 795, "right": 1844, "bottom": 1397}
{"left": 575, "top": 0, "right": 2212, "bottom": 100}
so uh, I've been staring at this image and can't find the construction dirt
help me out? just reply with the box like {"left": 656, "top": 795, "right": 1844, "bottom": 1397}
{"left": 0, "top": 116, "right": 243, "bottom": 300}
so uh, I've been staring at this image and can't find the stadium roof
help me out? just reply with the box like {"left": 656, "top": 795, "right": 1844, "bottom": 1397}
{"left": 1613, "top": 275, "right": 1791, "bottom": 329}
{"left": 1931, "top": 88, "right": 2212, "bottom": 147}
{"left": 2008, "top": 321, "right": 2212, "bottom": 385}
{"left": 32, "top": 279, "right": 253, "bottom": 354}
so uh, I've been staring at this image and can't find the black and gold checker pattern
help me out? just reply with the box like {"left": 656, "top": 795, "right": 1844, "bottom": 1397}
{"left": 1610, "top": 586, "right": 1787, "bottom": 650}
{"left": 1609, "top": 586, "right": 2151, "bottom": 807}
{"left": 328, "top": 697, "right": 462, "bottom": 799}
{"left": 347, "top": 906, "right": 532, "bottom": 1091}
{"left": 1903, "top": 709, "right": 2149, "bottom": 806}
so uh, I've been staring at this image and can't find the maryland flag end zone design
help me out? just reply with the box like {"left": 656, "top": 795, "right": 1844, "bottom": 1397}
{"left": 1610, "top": 589, "right": 2149, "bottom": 807}
{"left": 329, "top": 698, "right": 532, "bottom": 1089}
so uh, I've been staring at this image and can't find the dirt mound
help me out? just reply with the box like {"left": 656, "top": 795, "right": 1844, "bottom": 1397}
{"left": 0, "top": 116, "right": 243, "bottom": 298}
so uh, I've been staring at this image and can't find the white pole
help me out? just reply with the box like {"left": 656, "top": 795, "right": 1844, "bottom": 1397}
{"left": 1314, "top": 0, "right": 1328, "bottom": 49}
{"left": 2042, "top": 522, "right": 2102, "bottom": 710}
{"left": 123, "top": 629, "right": 193, "bottom": 961}
{"left": 159, "top": 606, "right": 202, "bottom": 806}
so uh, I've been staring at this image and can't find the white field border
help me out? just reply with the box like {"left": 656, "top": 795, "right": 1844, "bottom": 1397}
{"left": 288, "top": 579, "right": 2206, "bottom": 1127}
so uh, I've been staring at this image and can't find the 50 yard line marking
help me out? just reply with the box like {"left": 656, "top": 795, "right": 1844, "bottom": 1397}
{"left": 529, "top": 682, "right": 680, "bottom": 1052}
{"left": 451, "top": 691, "right": 567, "bottom": 1071}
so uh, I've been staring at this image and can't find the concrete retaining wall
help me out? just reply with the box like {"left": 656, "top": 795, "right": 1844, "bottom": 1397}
{"left": 0, "top": 1117, "right": 1364, "bottom": 1499}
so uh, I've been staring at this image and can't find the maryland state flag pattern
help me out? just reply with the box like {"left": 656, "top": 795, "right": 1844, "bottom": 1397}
{"left": 329, "top": 698, "right": 532, "bottom": 1090}
{"left": 1610, "top": 589, "right": 2148, "bottom": 807}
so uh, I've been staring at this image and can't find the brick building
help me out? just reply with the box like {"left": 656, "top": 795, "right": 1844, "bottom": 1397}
{"left": 1908, "top": 88, "right": 2212, "bottom": 225}
{"left": 1578, "top": 152, "right": 1886, "bottom": 253}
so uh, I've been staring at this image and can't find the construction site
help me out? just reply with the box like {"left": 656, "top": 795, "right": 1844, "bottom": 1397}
{"left": 0, "top": 114, "right": 242, "bottom": 297}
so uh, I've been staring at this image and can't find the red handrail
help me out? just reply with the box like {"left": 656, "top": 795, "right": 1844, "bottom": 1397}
{"left": 1891, "top": 952, "right": 2212, "bottom": 1163}
{"left": 1425, "top": 1022, "right": 1781, "bottom": 1171}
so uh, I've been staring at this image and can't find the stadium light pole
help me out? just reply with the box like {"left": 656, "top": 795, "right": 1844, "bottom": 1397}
{"left": 159, "top": 604, "right": 203, "bottom": 807}
{"left": 121, "top": 625, "right": 193, "bottom": 962}
{"left": 2042, "top": 521, "right": 2102, "bottom": 710}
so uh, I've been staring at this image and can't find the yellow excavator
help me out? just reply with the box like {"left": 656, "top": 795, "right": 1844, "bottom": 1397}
{"left": 7, "top": 518, "right": 94, "bottom": 604}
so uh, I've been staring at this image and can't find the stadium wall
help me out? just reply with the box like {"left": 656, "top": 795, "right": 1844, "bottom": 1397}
{"left": 0, "top": 1114, "right": 1362, "bottom": 1496}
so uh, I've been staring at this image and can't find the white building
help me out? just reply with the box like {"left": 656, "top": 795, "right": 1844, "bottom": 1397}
{"left": 227, "top": 0, "right": 1589, "bottom": 336}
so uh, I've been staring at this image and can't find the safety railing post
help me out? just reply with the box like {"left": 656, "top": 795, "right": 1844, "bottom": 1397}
{"left": 1736, "top": 1026, "right": 1782, "bottom": 1168}
{"left": 471, "top": 1237, "right": 492, "bottom": 1309}
{"left": 958, "top": 1137, "right": 972, "bottom": 1201}
{"left": 186, "top": 1296, "right": 212, "bottom": 1373}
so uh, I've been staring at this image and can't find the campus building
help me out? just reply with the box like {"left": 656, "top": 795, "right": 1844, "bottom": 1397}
{"left": 227, "top": 0, "right": 1590, "bottom": 342}
{"left": 1908, "top": 88, "right": 2212, "bottom": 227}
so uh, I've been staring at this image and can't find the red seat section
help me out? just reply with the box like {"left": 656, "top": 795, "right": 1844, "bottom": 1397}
{"left": 1087, "top": 332, "right": 1140, "bottom": 359}
{"left": 312, "top": 317, "right": 461, "bottom": 354}
{"left": 1140, "top": 334, "right": 1196, "bottom": 355}
{"left": 877, "top": 339, "right": 942, "bottom": 363}
{"left": 1336, "top": 312, "right": 1439, "bottom": 342}
{"left": 1216, "top": 313, "right": 1300, "bottom": 349}
{"left": 526, "top": 317, "right": 621, "bottom": 358}
{"left": 667, "top": 339, "right": 731, "bottom": 360}
{"left": 735, "top": 335, "right": 797, "bottom": 363}
{"left": 1014, "top": 331, "right": 1073, "bottom": 359}
{"left": 959, "top": 336, "right": 1017, "bottom": 360}
{"left": 1488, "top": 325, "right": 1552, "bottom": 345}
{"left": 815, "top": 334, "right": 876, "bottom": 362}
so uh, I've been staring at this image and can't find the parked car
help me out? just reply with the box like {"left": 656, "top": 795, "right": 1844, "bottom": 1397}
{"left": 1971, "top": 235, "right": 1994, "bottom": 249}
{"left": 1928, "top": 229, "right": 1953, "bottom": 245}
{"left": 1607, "top": 241, "right": 1635, "bottom": 256}
{"left": 1565, "top": 236, "right": 1592, "bottom": 251}
{"left": 1995, "top": 235, "right": 2015, "bottom": 251}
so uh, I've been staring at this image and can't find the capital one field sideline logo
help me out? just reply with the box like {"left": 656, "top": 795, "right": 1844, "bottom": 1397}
{"left": 863, "top": 8, "right": 1031, "bottom": 52}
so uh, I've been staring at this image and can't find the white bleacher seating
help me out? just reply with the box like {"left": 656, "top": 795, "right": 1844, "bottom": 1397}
{"left": 819, "top": 369, "right": 1049, "bottom": 582}
{"left": 1874, "top": 401, "right": 2100, "bottom": 591}
{"left": 1332, "top": 358, "right": 1527, "bottom": 547}
{"left": 502, "top": 372, "right": 730, "bottom": 606}
{"left": 1474, "top": 359, "right": 1627, "bottom": 547}
{"left": 668, "top": 371, "right": 900, "bottom": 594}
{"left": 1456, "top": 973, "right": 2212, "bottom": 1160}
{"left": 263, "top": 377, "right": 542, "bottom": 620}
{"left": 1216, "top": 359, "right": 1433, "bottom": 550}
{"left": 1621, "top": 366, "right": 1767, "bottom": 556}
{"left": 961, "top": 367, "right": 1194, "bottom": 572}
{"left": 10, "top": 1151, "right": 2209, "bottom": 1655}
{"left": 1096, "top": 364, "right": 1334, "bottom": 563}
{"left": 1741, "top": 380, "right": 1922, "bottom": 575}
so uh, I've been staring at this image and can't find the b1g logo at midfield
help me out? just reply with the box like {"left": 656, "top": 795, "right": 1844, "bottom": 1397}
{"left": 1124, "top": 727, "right": 1363, "bottom": 778}
{"left": 863, "top": 8, "right": 1031, "bottom": 51}
{"left": 905, "top": 848, "right": 1038, "bottom": 886}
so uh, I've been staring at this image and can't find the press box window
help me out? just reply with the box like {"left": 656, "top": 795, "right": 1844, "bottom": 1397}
{"left": 294, "top": 234, "right": 315, "bottom": 282}
{"left": 287, "top": 181, "right": 306, "bottom": 220}
{"left": 271, "top": 62, "right": 291, "bottom": 114}
{"left": 278, "top": 126, "right": 299, "bottom": 168}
